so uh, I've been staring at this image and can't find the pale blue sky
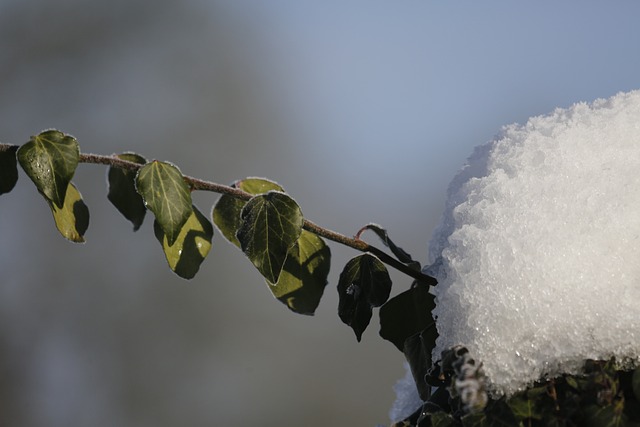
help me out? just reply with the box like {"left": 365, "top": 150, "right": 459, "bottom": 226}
{"left": 207, "top": 0, "right": 640, "bottom": 241}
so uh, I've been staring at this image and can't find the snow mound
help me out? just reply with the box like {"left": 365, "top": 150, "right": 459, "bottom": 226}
{"left": 428, "top": 90, "right": 640, "bottom": 396}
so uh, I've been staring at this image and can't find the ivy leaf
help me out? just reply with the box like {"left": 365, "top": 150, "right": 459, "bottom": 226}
{"left": 404, "top": 325, "right": 438, "bottom": 400}
{"left": 212, "top": 177, "right": 284, "bottom": 247}
{"left": 213, "top": 178, "right": 330, "bottom": 314}
{"left": 153, "top": 205, "right": 213, "bottom": 279}
{"left": 237, "top": 191, "right": 304, "bottom": 283}
{"left": 582, "top": 405, "right": 629, "bottom": 427}
{"left": 633, "top": 368, "right": 640, "bottom": 401}
{"left": 135, "top": 161, "right": 192, "bottom": 245}
{"left": 359, "top": 223, "right": 421, "bottom": 271}
{"left": 507, "top": 386, "right": 548, "bottom": 421}
{"left": 17, "top": 130, "right": 79, "bottom": 208}
{"left": 267, "top": 230, "right": 331, "bottom": 315}
{"left": 46, "top": 182, "right": 89, "bottom": 243}
{"left": 430, "top": 412, "right": 457, "bottom": 427}
{"left": 0, "top": 146, "right": 18, "bottom": 195}
{"left": 462, "top": 400, "right": 518, "bottom": 427}
{"left": 337, "top": 253, "right": 392, "bottom": 341}
{"left": 379, "top": 282, "right": 436, "bottom": 352}
{"left": 107, "top": 153, "right": 147, "bottom": 230}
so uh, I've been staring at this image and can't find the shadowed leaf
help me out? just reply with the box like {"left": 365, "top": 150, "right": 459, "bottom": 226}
{"left": 237, "top": 191, "right": 304, "bottom": 283}
{"left": 0, "top": 146, "right": 18, "bottom": 195}
{"left": 404, "top": 325, "right": 437, "bottom": 400}
{"left": 47, "top": 182, "right": 89, "bottom": 243}
{"left": 633, "top": 368, "right": 640, "bottom": 401}
{"left": 107, "top": 152, "right": 147, "bottom": 230}
{"left": 154, "top": 205, "right": 213, "bottom": 279}
{"left": 268, "top": 230, "right": 330, "bottom": 315}
{"left": 136, "top": 161, "right": 192, "bottom": 245}
{"left": 337, "top": 253, "right": 392, "bottom": 341}
{"left": 17, "top": 130, "right": 79, "bottom": 207}
{"left": 380, "top": 282, "right": 436, "bottom": 352}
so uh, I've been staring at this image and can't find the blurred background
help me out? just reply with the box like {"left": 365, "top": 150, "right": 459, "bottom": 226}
{"left": 1, "top": 1, "right": 639, "bottom": 425}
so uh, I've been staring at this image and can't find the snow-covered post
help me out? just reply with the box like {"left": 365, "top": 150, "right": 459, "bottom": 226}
{"left": 392, "top": 90, "right": 640, "bottom": 425}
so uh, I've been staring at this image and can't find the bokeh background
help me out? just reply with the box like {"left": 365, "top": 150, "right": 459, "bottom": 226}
{"left": 1, "top": 1, "right": 639, "bottom": 426}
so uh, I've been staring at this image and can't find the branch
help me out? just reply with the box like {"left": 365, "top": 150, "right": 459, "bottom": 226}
{"left": 3, "top": 145, "right": 437, "bottom": 285}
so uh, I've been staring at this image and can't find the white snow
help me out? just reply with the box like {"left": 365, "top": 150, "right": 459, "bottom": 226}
{"left": 426, "top": 90, "right": 640, "bottom": 397}
{"left": 389, "top": 363, "right": 423, "bottom": 423}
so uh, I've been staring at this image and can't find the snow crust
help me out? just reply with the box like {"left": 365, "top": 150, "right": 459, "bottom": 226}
{"left": 428, "top": 90, "right": 640, "bottom": 396}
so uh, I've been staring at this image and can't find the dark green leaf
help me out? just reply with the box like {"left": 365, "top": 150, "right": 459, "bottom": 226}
{"left": 404, "top": 325, "right": 438, "bottom": 400}
{"left": 359, "top": 223, "right": 421, "bottom": 271}
{"left": 467, "top": 399, "right": 518, "bottom": 427}
{"left": 337, "top": 253, "right": 392, "bottom": 341}
{"left": 507, "top": 388, "right": 546, "bottom": 421}
{"left": 236, "top": 191, "right": 304, "bottom": 283}
{"left": 153, "top": 205, "right": 213, "bottom": 279}
{"left": 107, "top": 152, "right": 147, "bottom": 230}
{"left": 0, "top": 146, "right": 18, "bottom": 195}
{"left": 213, "top": 178, "right": 329, "bottom": 314}
{"left": 582, "top": 404, "right": 628, "bottom": 427}
{"left": 135, "top": 161, "right": 192, "bottom": 245}
{"left": 267, "top": 230, "right": 331, "bottom": 315}
{"left": 430, "top": 412, "right": 457, "bottom": 427}
{"left": 633, "top": 368, "right": 640, "bottom": 402}
{"left": 212, "top": 177, "right": 284, "bottom": 247}
{"left": 17, "top": 130, "right": 79, "bottom": 207}
{"left": 380, "top": 282, "right": 436, "bottom": 352}
{"left": 461, "top": 411, "right": 488, "bottom": 427}
{"left": 46, "top": 182, "right": 89, "bottom": 242}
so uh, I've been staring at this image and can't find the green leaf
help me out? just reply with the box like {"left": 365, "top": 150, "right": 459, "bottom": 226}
{"left": 403, "top": 325, "right": 437, "bottom": 400}
{"left": 0, "top": 146, "right": 18, "bottom": 195}
{"left": 337, "top": 253, "right": 392, "bottom": 341}
{"left": 633, "top": 368, "right": 640, "bottom": 401}
{"left": 213, "top": 178, "right": 329, "bottom": 315}
{"left": 430, "top": 412, "right": 457, "bottom": 427}
{"left": 267, "top": 230, "right": 331, "bottom": 315}
{"left": 582, "top": 404, "right": 628, "bottom": 427}
{"left": 135, "top": 161, "right": 192, "bottom": 245}
{"left": 507, "top": 387, "right": 547, "bottom": 421}
{"left": 47, "top": 182, "right": 89, "bottom": 243}
{"left": 153, "top": 205, "right": 213, "bottom": 279}
{"left": 17, "top": 130, "right": 79, "bottom": 208}
{"left": 463, "top": 399, "right": 517, "bottom": 427}
{"left": 380, "top": 282, "right": 436, "bottom": 352}
{"left": 212, "top": 177, "right": 284, "bottom": 247}
{"left": 236, "top": 191, "right": 304, "bottom": 283}
{"left": 107, "top": 153, "right": 147, "bottom": 230}
{"left": 359, "top": 223, "right": 421, "bottom": 271}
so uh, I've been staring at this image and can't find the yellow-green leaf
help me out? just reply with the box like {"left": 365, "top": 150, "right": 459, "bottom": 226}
{"left": 17, "top": 130, "right": 79, "bottom": 208}
{"left": 47, "top": 182, "right": 89, "bottom": 243}
{"left": 107, "top": 152, "right": 147, "bottom": 230}
{"left": 153, "top": 205, "right": 213, "bottom": 279}
{"left": 237, "top": 191, "right": 304, "bottom": 283}
{"left": 267, "top": 230, "right": 331, "bottom": 315}
{"left": 136, "top": 161, "right": 192, "bottom": 245}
